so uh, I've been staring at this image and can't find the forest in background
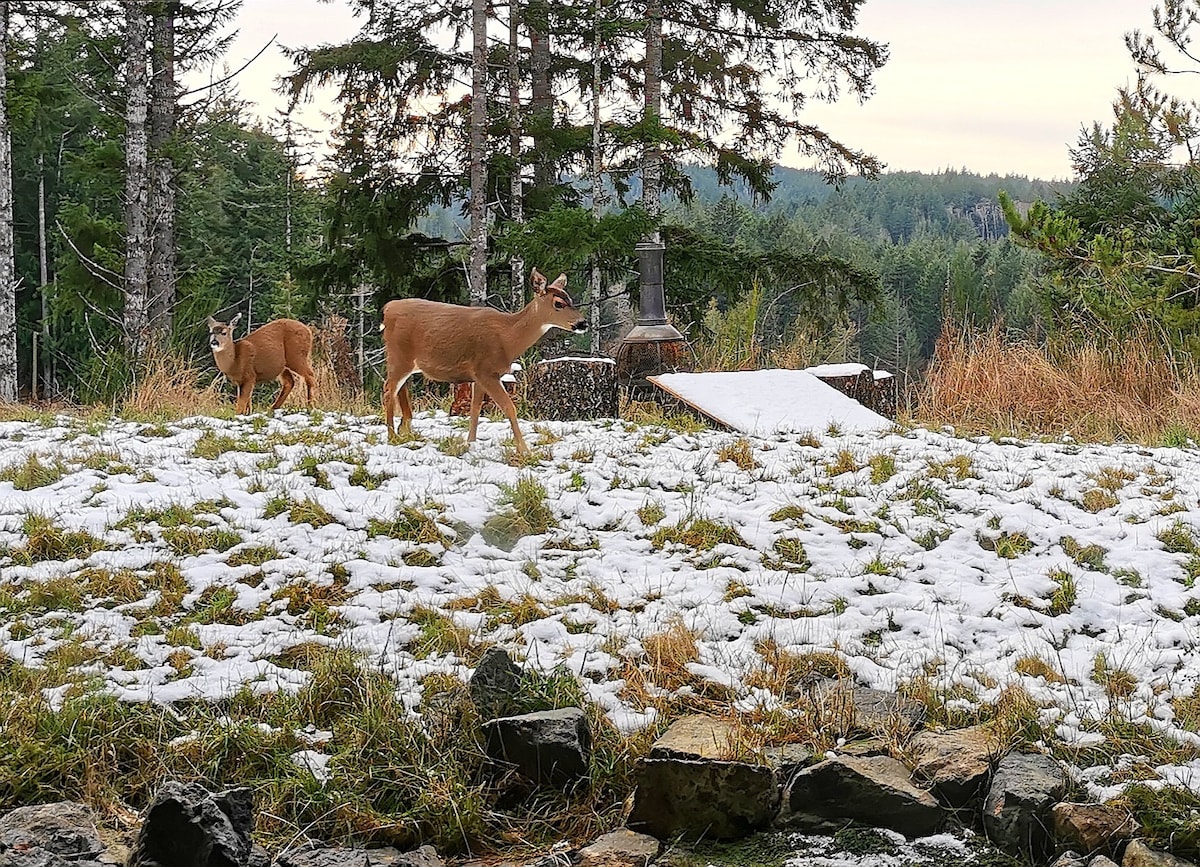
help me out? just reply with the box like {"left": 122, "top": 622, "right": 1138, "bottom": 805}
{"left": 0, "top": 0, "right": 1195, "bottom": 417}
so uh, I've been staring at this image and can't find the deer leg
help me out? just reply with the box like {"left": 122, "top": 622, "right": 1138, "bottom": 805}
{"left": 296, "top": 361, "right": 317, "bottom": 408}
{"left": 384, "top": 372, "right": 412, "bottom": 441}
{"left": 398, "top": 383, "right": 414, "bottom": 434}
{"left": 236, "top": 376, "right": 256, "bottom": 415}
{"left": 478, "top": 375, "right": 529, "bottom": 454}
{"left": 467, "top": 381, "right": 485, "bottom": 443}
{"left": 272, "top": 370, "right": 296, "bottom": 411}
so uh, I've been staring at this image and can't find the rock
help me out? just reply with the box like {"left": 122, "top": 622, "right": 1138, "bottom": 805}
{"left": 907, "top": 726, "right": 997, "bottom": 806}
{"left": 627, "top": 757, "right": 778, "bottom": 842}
{"left": 648, "top": 714, "right": 738, "bottom": 760}
{"left": 274, "top": 844, "right": 443, "bottom": 867}
{"left": 1050, "top": 852, "right": 1088, "bottom": 867}
{"left": 837, "top": 738, "right": 892, "bottom": 758}
{"left": 784, "top": 754, "right": 943, "bottom": 838}
{"left": 527, "top": 357, "right": 619, "bottom": 421}
{"left": 982, "top": 752, "right": 1069, "bottom": 861}
{"left": 758, "top": 744, "right": 814, "bottom": 781}
{"left": 577, "top": 829, "right": 660, "bottom": 867}
{"left": 126, "top": 782, "right": 254, "bottom": 867}
{"left": 483, "top": 707, "right": 592, "bottom": 787}
{"left": 813, "top": 683, "right": 926, "bottom": 740}
{"left": 468, "top": 646, "right": 525, "bottom": 720}
{"left": 0, "top": 803, "right": 104, "bottom": 861}
{"left": 1091, "top": 857, "right": 1122, "bottom": 867}
{"left": 1052, "top": 802, "right": 1140, "bottom": 855}
{"left": 1122, "top": 839, "right": 1197, "bottom": 867}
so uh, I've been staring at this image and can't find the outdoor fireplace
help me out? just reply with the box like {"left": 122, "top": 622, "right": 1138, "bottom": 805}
{"left": 615, "top": 240, "right": 691, "bottom": 400}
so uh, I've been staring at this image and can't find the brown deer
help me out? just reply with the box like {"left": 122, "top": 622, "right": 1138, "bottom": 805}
{"left": 207, "top": 314, "right": 318, "bottom": 415}
{"left": 381, "top": 268, "right": 587, "bottom": 454}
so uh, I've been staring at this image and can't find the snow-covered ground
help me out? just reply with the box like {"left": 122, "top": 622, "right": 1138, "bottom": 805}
{"left": 1, "top": 406, "right": 1199, "bottom": 801}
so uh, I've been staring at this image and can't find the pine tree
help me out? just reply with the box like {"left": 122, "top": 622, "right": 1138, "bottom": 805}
{"left": 0, "top": 0, "right": 15, "bottom": 402}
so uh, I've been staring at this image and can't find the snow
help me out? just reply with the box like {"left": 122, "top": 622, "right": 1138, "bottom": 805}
{"left": 1, "top": 405, "right": 1200, "bottom": 801}
{"left": 651, "top": 369, "right": 892, "bottom": 435}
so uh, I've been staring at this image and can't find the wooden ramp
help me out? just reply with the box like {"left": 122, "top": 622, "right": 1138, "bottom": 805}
{"left": 649, "top": 369, "right": 892, "bottom": 436}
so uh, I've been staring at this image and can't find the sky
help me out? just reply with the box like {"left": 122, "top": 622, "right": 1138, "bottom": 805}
{"left": 205, "top": 0, "right": 1195, "bottom": 181}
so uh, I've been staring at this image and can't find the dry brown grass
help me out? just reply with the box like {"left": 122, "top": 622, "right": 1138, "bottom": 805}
{"left": 915, "top": 326, "right": 1200, "bottom": 443}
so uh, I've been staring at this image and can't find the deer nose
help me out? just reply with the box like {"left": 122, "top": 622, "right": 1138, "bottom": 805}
{"left": 573, "top": 321, "right": 589, "bottom": 333}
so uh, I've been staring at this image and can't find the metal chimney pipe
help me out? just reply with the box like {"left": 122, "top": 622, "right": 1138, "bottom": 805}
{"left": 635, "top": 240, "right": 667, "bottom": 326}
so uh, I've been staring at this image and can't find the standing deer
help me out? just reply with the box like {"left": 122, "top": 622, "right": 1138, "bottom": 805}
{"left": 207, "top": 314, "right": 317, "bottom": 415}
{"left": 381, "top": 268, "right": 587, "bottom": 454}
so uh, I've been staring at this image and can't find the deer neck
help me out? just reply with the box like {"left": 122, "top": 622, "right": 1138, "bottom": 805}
{"left": 213, "top": 343, "right": 244, "bottom": 377}
{"left": 506, "top": 301, "right": 556, "bottom": 356}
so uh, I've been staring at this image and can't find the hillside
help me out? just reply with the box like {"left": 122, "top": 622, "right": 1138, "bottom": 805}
{"left": 1, "top": 407, "right": 1197, "bottom": 825}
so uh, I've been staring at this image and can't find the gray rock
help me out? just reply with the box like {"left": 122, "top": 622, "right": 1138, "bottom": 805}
{"left": 483, "top": 707, "right": 592, "bottom": 787}
{"left": 758, "top": 744, "right": 814, "bottom": 782}
{"left": 0, "top": 802, "right": 104, "bottom": 860}
{"left": 577, "top": 829, "right": 660, "bottom": 866}
{"left": 1050, "top": 851, "right": 1088, "bottom": 867}
{"left": 125, "top": 782, "right": 254, "bottom": 867}
{"left": 907, "top": 726, "right": 996, "bottom": 806}
{"left": 627, "top": 758, "right": 778, "bottom": 842}
{"left": 647, "top": 714, "right": 738, "bottom": 760}
{"left": 785, "top": 754, "right": 943, "bottom": 837}
{"left": 1052, "top": 802, "right": 1140, "bottom": 855}
{"left": 274, "top": 844, "right": 443, "bottom": 867}
{"left": 1122, "top": 839, "right": 1198, "bottom": 867}
{"left": 982, "top": 752, "right": 1068, "bottom": 861}
{"left": 468, "top": 647, "right": 525, "bottom": 720}
{"left": 1090, "top": 857, "right": 1122, "bottom": 867}
{"left": 813, "top": 683, "right": 926, "bottom": 740}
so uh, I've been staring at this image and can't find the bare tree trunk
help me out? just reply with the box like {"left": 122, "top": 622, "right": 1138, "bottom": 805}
{"left": 37, "top": 153, "right": 49, "bottom": 396}
{"left": 642, "top": 0, "right": 662, "bottom": 243}
{"left": 123, "top": 0, "right": 151, "bottom": 361}
{"left": 148, "top": 0, "right": 176, "bottom": 341}
{"left": 589, "top": 0, "right": 604, "bottom": 353}
{"left": 508, "top": 0, "right": 524, "bottom": 310}
{"left": 528, "top": 0, "right": 552, "bottom": 197}
{"left": 0, "top": 0, "right": 14, "bottom": 402}
{"left": 468, "top": 0, "right": 489, "bottom": 305}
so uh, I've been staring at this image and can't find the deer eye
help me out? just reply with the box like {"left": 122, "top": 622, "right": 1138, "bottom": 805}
{"left": 554, "top": 300, "right": 565, "bottom": 309}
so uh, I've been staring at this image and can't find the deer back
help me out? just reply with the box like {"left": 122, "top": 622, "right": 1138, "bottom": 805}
{"left": 239, "top": 319, "right": 313, "bottom": 381}
{"left": 383, "top": 300, "right": 529, "bottom": 382}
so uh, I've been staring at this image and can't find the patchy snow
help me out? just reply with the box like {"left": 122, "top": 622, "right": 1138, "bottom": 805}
{"left": 651, "top": 369, "right": 892, "bottom": 435}
{"left": 1, "top": 406, "right": 1199, "bottom": 801}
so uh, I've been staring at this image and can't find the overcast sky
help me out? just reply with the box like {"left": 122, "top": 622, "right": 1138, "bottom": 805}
{"left": 207, "top": 0, "right": 1194, "bottom": 181}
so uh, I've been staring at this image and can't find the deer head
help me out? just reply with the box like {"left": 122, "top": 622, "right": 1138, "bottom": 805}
{"left": 207, "top": 313, "right": 242, "bottom": 354}
{"left": 531, "top": 268, "right": 588, "bottom": 334}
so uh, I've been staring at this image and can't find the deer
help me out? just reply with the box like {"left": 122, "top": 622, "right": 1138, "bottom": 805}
{"left": 381, "top": 268, "right": 587, "bottom": 454}
{"left": 207, "top": 313, "right": 318, "bottom": 415}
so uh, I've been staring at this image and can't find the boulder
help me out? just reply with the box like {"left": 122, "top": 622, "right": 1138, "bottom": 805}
{"left": 577, "top": 829, "right": 660, "bottom": 867}
{"left": 0, "top": 802, "right": 113, "bottom": 866}
{"left": 907, "top": 725, "right": 997, "bottom": 806}
{"left": 468, "top": 646, "right": 525, "bottom": 720}
{"left": 1052, "top": 802, "right": 1140, "bottom": 855}
{"left": 627, "top": 758, "right": 778, "bottom": 842}
{"left": 647, "top": 714, "right": 738, "bottom": 760}
{"left": 812, "top": 682, "right": 926, "bottom": 740}
{"left": 1122, "top": 839, "right": 1198, "bottom": 867}
{"left": 982, "top": 752, "right": 1069, "bottom": 862}
{"left": 126, "top": 783, "right": 254, "bottom": 867}
{"left": 274, "top": 844, "right": 443, "bottom": 867}
{"left": 483, "top": 708, "right": 592, "bottom": 787}
{"left": 784, "top": 754, "right": 943, "bottom": 837}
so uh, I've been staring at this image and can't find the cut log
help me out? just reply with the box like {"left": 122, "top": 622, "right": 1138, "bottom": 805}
{"left": 805, "top": 363, "right": 898, "bottom": 419}
{"left": 527, "top": 356, "right": 619, "bottom": 420}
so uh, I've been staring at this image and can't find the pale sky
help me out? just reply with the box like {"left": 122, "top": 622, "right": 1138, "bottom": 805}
{"left": 204, "top": 0, "right": 1195, "bottom": 181}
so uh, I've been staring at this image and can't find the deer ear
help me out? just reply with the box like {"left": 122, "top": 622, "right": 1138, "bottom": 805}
{"left": 229, "top": 313, "right": 242, "bottom": 328}
{"left": 207, "top": 316, "right": 220, "bottom": 329}
{"left": 549, "top": 273, "right": 567, "bottom": 291}
{"left": 531, "top": 268, "right": 547, "bottom": 295}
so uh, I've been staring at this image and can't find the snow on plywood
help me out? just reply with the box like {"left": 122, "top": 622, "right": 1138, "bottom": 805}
{"left": 650, "top": 369, "right": 891, "bottom": 436}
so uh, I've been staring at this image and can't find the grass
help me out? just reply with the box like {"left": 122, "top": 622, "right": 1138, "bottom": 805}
{"left": 0, "top": 453, "right": 69, "bottom": 490}
{"left": 915, "top": 324, "right": 1200, "bottom": 443}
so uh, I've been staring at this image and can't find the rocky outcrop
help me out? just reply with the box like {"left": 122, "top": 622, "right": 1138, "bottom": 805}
{"left": 576, "top": 829, "right": 660, "bottom": 867}
{"left": 125, "top": 783, "right": 257, "bottom": 867}
{"left": 1052, "top": 802, "right": 1141, "bottom": 856}
{"left": 274, "top": 844, "right": 444, "bottom": 867}
{"left": 627, "top": 757, "right": 778, "bottom": 842}
{"left": 0, "top": 802, "right": 115, "bottom": 867}
{"left": 907, "top": 725, "right": 997, "bottom": 806}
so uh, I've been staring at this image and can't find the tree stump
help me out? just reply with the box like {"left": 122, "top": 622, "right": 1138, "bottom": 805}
{"left": 527, "top": 356, "right": 619, "bottom": 421}
{"left": 806, "top": 363, "right": 898, "bottom": 419}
